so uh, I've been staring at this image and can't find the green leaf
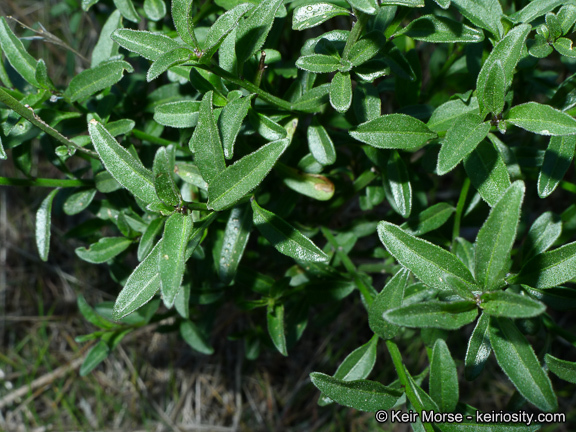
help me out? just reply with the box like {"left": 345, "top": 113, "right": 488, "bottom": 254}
{"left": 481, "top": 60, "right": 506, "bottom": 117}
{"left": 538, "top": 135, "right": 576, "bottom": 198}
{"left": 251, "top": 199, "right": 329, "bottom": 263}
{"left": 208, "top": 139, "right": 289, "bottom": 211}
{"left": 511, "top": 0, "right": 567, "bottom": 24}
{"left": 0, "top": 17, "right": 39, "bottom": 87}
{"left": 521, "top": 212, "right": 562, "bottom": 263}
{"left": 506, "top": 102, "right": 576, "bottom": 136}
{"left": 383, "top": 300, "right": 478, "bottom": 329}
{"left": 430, "top": 339, "right": 458, "bottom": 412}
{"left": 172, "top": 0, "right": 197, "bottom": 47}
{"left": 475, "top": 181, "right": 524, "bottom": 290}
{"left": 267, "top": 302, "right": 287, "bottom": 356}
{"left": 35, "top": 189, "right": 59, "bottom": 262}
{"left": 401, "top": 203, "right": 455, "bottom": 236}
{"left": 347, "top": 32, "right": 386, "bottom": 67}
{"left": 427, "top": 97, "right": 479, "bottom": 134}
{"left": 138, "top": 218, "right": 164, "bottom": 261}
{"left": 307, "top": 119, "right": 336, "bottom": 166}
{"left": 377, "top": 222, "right": 477, "bottom": 292}
{"left": 160, "top": 213, "right": 193, "bottom": 308}
{"left": 276, "top": 165, "right": 335, "bottom": 201}
{"left": 437, "top": 114, "right": 490, "bottom": 175}
{"left": 77, "top": 295, "right": 117, "bottom": 330}
{"left": 509, "top": 241, "right": 576, "bottom": 288}
{"left": 112, "top": 29, "right": 180, "bottom": 61}
{"left": 545, "top": 354, "right": 576, "bottom": 384}
{"left": 153, "top": 146, "right": 181, "bottom": 207}
{"left": 180, "top": 319, "right": 214, "bottom": 354}
{"left": 190, "top": 91, "right": 226, "bottom": 184}
{"left": 63, "top": 188, "right": 97, "bottom": 215}
{"left": 395, "top": 15, "right": 484, "bottom": 43}
{"left": 489, "top": 317, "right": 557, "bottom": 411}
{"left": 147, "top": 48, "right": 193, "bottom": 82}
{"left": 235, "top": 0, "right": 283, "bottom": 66}
{"left": 64, "top": 60, "right": 134, "bottom": 102}
{"left": 382, "top": 150, "right": 412, "bottom": 218}
{"left": 175, "top": 162, "right": 208, "bottom": 190}
{"left": 144, "top": 0, "right": 167, "bottom": 21}
{"left": 476, "top": 24, "right": 531, "bottom": 114}
{"left": 91, "top": 10, "right": 122, "bottom": 67}
{"left": 525, "top": 285, "right": 576, "bottom": 312}
{"left": 82, "top": 0, "right": 100, "bottom": 11}
{"left": 80, "top": 340, "right": 110, "bottom": 376}
{"left": 334, "top": 337, "right": 378, "bottom": 382}
{"left": 248, "top": 110, "right": 287, "bottom": 141}
{"left": 350, "top": 114, "right": 437, "bottom": 150}
{"left": 154, "top": 101, "right": 201, "bottom": 128}
{"left": 218, "top": 204, "right": 252, "bottom": 285}
{"left": 464, "top": 140, "right": 511, "bottom": 207}
{"left": 296, "top": 54, "right": 341, "bottom": 73}
{"left": 558, "top": 5, "right": 576, "bottom": 34}
{"left": 310, "top": 372, "right": 402, "bottom": 412}
{"left": 203, "top": 3, "right": 254, "bottom": 58}
{"left": 464, "top": 312, "right": 491, "bottom": 381}
{"left": 89, "top": 120, "right": 159, "bottom": 205}
{"left": 34, "top": 59, "right": 54, "bottom": 91}
{"left": 113, "top": 240, "right": 161, "bottom": 319}
{"left": 114, "top": 0, "right": 140, "bottom": 23}
{"left": 480, "top": 291, "right": 546, "bottom": 318}
{"left": 96, "top": 170, "right": 121, "bottom": 192}
{"left": 291, "top": 83, "right": 330, "bottom": 112}
{"left": 352, "top": 82, "right": 381, "bottom": 123}
{"left": 368, "top": 269, "right": 409, "bottom": 339}
{"left": 75, "top": 237, "right": 132, "bottom": 264}
{"left": 381, "top": 0, "right": 424, "bottom": 6}
{"left": 292, "top": 3, "right": 351, "bottom": 31}
{"left": 451, "top": 0, "right": 504, "bottom": 38}
{"left": 330, "top": 72, "right": 352, "bottom": 113}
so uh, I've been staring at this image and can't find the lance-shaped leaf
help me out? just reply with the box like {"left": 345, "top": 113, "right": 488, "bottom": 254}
{"left": 437, "top": 114, "right": 490, "bottom": 175}
{"left": 350, "top": 114, "right": 437, "bottom": 150}
{"left": 64, "top": 60, "right": 133, "bottom": 102}
{"left": 509, "top": 241, "right": 576, "bottom": 288}
{"left": 377, "top": 222, "right": 477, "bottom": 292}
{"left": 430, "top": 339, "right": 458, "bottom": 412}
{"left": 319, "top": 336, "right": 378, "bottom": 405}
{"left": 154, "top": 101, "right": 201, "bottom": 128}
{"left": 76, "top": 237, "right": 132, "bottom": 264}
{"left": 330, "top": 72, "right": 352, "bottom": 113}
{"left": 291, "top": 84, "right": 330, "bottom": 112}
{"left": 296, "top": 55, "right": 341, "bottom": 74}
{"left": 381, "top": 0, "right": 424, "bottom": 6}
{"left": 138, "top": 217, "right": 164, "bottom": 261}
{"left": 475, "top": 181, "right": 524, "bottom": 290}
{"left": 511, "top": 0, "right": 565, "bottom": 24}
{"left": 347, "top": 32, "right": 386, "bottom": 67}
{"left": 144, "top": 0, "right": 166, "bottom": 21}
{"left": 172, "top": 0, "right": 197, "bottom": 47}
{"left": 208, "top": 139, "right": 289, "bottom": 211}
{"left": 464, "top": 140, "right": 511, "bottom": 207}
{"left": 307, "top": 119, "right": 336, "bottom": 165}
{"left": 506, "top": 102, "right": 576, "bottom": 136}
{"left": 383, "top": 301, "right": 478, "bottom": 329}
{"left": 451, "top": 0, "right": 503, "bottom": 38}
{"left": 353, "top": 82, "right": 380, "bottom": 123}
{"left": 218, "top": 95, "right": 253, "bottom": 159}
{"left": 175, "top": 162, "right": 208, "bottom": 190}
{"left": 310, "top": 373, "right": 402, "bottom": 412}
{"left": 368, "top": 269, "right": 409, "bottom": 340}
{"left": 401, "top": 203, "right": 455, "bottom": 236}
{"left": 545, "top": 354, "right": 576, "bottom": 384}
{"left": 153, "top": 146, "right": 181, "bottom": 207}
{"left": 465, "top": 312, "right": 491, "bottom": 381}
{"left": 489, "top": 317, "right": 557, "bottom": 411}
{"left": 538, "top": 135, "right": 576, "bottom": 198}
{"left": 190, "top": 91, "right": 226, "bottom": 184}
{"left": 292, "top": 3, "right": 351, "bottom": 31}
{"left": 113, "top": 241, "right": 162, "bottom": 319}
{"left": 235, "top": 0, "right": 283, "bottom": 66}
{"left": 91, "top": 10, "right": 122, "bottom": 67}
{"left": 248, "top": 110, "right": 287, "bottom": 141}
{"left": 276, "top": 165, "right": 335, "bottom": 201}
{"left": 147, "top": 47, "right": 193, "bottom": 82}
{"left": 476, "top": 24, "right": 531, "bottom": 113}
{"left": 0, "top": 17, "right": 39, "bottom": 87}
{"left": 218, "top": 204, "right": 252, "bottom": 284}
{"left": 89, "top": 120, "right": 159, "bottom": 205}
{"left": 481, "top": 60, "right": 506, "bottom": 117}
{"left": 114, "top": 0, "right": 139, "bottom": 22}
{"left": 80, "top": 340, "right": 110, "bottom": 376}
{"left": 480, "top": 291, "right": 545, "bottom": 318}
{"left": 558, "top": 4, "right": 576, "bottom": 34}
{"left": 36, "top": 189, "right": 59, "bottom": 262}
{"left": 395, "top": 15, "right": 484, "bottom": 43}
{"left": 160, "top": 213, "right": 193, "bottom": 308}
{"left": 203, "top": 3, "right": 254, "bottom": 59}
{"left": 427, "top": 97, "right": 479, "bottom": 133}
{"left": 521, "top": 212, "right": 562, "bottom": 263}
{"left": 382, "top": 150, "right": 412, "bottom": 218}
{"left": 252, "top": 199, "right": 329, "bottom": 263}
{"left": 112, "top": 29, "right": 180, "bottom": 61}
{"left": 180, "top": 319, "right": 214, "bottom": 354}
{"left": 346, "top": 0, "right": 379, "bottom": 15}
{"left": 267, "top": 302, "right": 287, "bottom": 356}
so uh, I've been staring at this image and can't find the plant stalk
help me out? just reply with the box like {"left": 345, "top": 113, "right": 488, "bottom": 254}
{"left": 0, "top": 177, "right": 93, "bottom": 188}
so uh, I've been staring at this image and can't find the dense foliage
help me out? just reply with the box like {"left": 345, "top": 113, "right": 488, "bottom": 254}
{"left": 2, "top": 0, "right": 576, "bottom": 429}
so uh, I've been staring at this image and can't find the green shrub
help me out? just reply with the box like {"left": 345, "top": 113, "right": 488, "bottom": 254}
{"left": 2, "top": 0, "right": 576, "bottom": 428}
